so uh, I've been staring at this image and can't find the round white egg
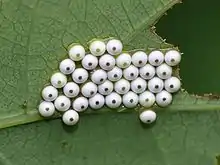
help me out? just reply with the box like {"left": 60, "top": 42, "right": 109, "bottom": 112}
{"left": 89, "top": 40, "right": 106, "bottom": 56}
{"left": 123, "top": 65, "right": 139, "bottom": 81}
{"left": 54, "top": 95, "right": 71, "bottom": 112}
{"left": 116, "top": 53, "right": 132, "bottom": 68}
{"left": 63, "top": 82, "right": 80, "bottom": 98}
{"left": 99, "top": 54, "right": 116, "bottom": 71}
{"left": 122, "top": 91, "right": 139, "bottom": 108}
{"left": 69, "top": 44, "right": 85, "bottom": 61}
{"left": 105, "top": 92, "right": 122, "bottom": 109}
{"left": 148, "top": 50, "right": 164, "bottom": 66}
{"left": 73, "top": 97, "right": 89, "bottom": 112}
{"left": 98, "top": 80, "right": 114, "bottom": 96}
{"left": 59, "top": 59, "right": 76, "bottom": 75}
{"left": 107, "top": 66, "right": 123, "bottom": 82}
{"left": 131, "top": 77, "right": 147, "bottom": 94}
{"left": 89, "top": 93, "right": 105, "bottom": 110}
{"left": 114, "top": 78, "right": 130, "bottom": 95}
{"left": 91, "top": 69, "right": 107, "bottom": 85}
{"left": 139, "top": 91, "right": 155, "bottom": 108}
{"left": 156, "top": 63, "right": 172, "bottom": 79}
{"left": 165, "top": 50, "right": 181, "bottom": 66}
{"left": 50, "top": 72, "right": 67, "bottom": 88}
{"left": 42, "top": 85, "right": 58, "bottom": 101}
{"left": 38, "top": 101, "right": 55, "bottom": 117}
{"left": 81, "top": 82, "right": 98, "bottom": 98}
{"left": 62, "top": 110, "right": 79, "bottom": 126}
{"left": 106, "top": 39, "right": 123, "bottom": 55}
{"left": 164, "top": 76, "right": 181, "bottom": 93}
{"left": 139, "top": 110, "right": 157, "bottom": 124}
{"left": 72, "top": 68, "right": 89, "bottom": 84}
{"left": 82, "top": 54, "right": 98, "bottom": 70}
{"left": 132, "top": 51, "right": 148, "bottom": 67}
{"left": 155, "top": 90, "right": 172, "bottom": 107}
{"left": 139, "top": 64, "right": 156, "bottom": 80}
{"left": 148, "top": 77, "right": 164, "bottom": 93}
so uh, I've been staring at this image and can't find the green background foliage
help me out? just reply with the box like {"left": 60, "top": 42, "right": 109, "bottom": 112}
{"left": 157, "top": 0, "right": 220, "bottom": 94}
{"left": 0, "top": 0, "right": 220, "bottom": 164}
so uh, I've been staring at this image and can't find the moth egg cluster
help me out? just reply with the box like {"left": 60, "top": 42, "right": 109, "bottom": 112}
{"left": 38, "top": 38, "right": 181, "bottom": 126}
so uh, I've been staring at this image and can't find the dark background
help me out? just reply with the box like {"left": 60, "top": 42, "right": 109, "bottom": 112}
{"left": 157, "top": 0, "right": 220, "bottom": 94}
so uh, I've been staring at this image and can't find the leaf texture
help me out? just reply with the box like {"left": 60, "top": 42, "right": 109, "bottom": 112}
{"left": 0, "top": 112, "right": 219, "bottom": 165}
{"left": 1, "top": 0, "right": 220, "bottom": 165}
{"left": 0, "top": 0, "right": 181, "bottom": 128}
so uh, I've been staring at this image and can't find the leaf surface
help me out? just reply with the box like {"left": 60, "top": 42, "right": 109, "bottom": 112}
{"left": 1, "top": 0, "right": 220, "bottom": 165}
{"left": 0, "top": 0, "right": 182, "bottom": 128}
{"left": 0, "top": 112, "right": 219, "bottom": 165}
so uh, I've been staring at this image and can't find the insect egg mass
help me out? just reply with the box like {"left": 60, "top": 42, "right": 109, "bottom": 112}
{"left": 38, "top": 38, "right": 182, "bottom": 126}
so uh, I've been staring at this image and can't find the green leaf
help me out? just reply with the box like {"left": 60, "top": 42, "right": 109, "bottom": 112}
{"left": 0, "top": 0, "right": 219, "bottom": 128}
{"left": 0, "top": 0, "right": 182, "bottom": 128}
{"left": 156, "top": 0, "right": 220, "bottom": 95}
{"left": 0, "top": 112, "right": 219, "bottom": 165}
{"left": 0, "top": 0, "right": 220, "bottom": 165}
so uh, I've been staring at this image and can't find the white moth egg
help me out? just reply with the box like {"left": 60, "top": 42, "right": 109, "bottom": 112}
{"left": 51, "top": 72, "right": 67, "bottom": 88}
{"left": 156, "top": 63, "right": 172, "bottom": 79}
{"left": 98, "top": 80, "right": 114, "bottom": 96}
{"left": 148, "top": 77, "right": 164, "bottom": 93}
{"left": 107, "top": 66, "right": 123, "bottom": 82}
{"left": 155, "top": 90, "right": 172, "bottom": 107}
{"left": 59, "top": 59, "right": 76, "bottom": 75}
{"left": 132, "top": 51, "right": 148, "bottom": 67}
{"left": 139, "top": 91, "right": 155, "bottom": 108}
{"left": 164, "top": 76, "right": 181, "bottom": 93}
{"left": 116, "top": 53, "right": 132, "bottom": 69}
{"left": 114, "top": 78, "right": 130, "bottom": 95}
{"left": 91, "top": 69, "right": 107, "bottom": 85}
{"left": 72, "top": 68, "right": 89, "bottom": 84}
{"left": 73, "top": 97, "right": 89, "bottom": 112}
{"left": 54, "top": 95, "right": 71, "bottom": 112}
{"left": 81, "top": 82, "right": 98, "bottom": 98}
{"left": 131, "top": 77, "right": 147, "bottom": 94}
{"left": 62, "top": 110, "right": 79, "bottom": 126}
{"left": 41, "top": 85, "right": 58, "bottom": 101}
{"left": 63, "top": 82, "right": 80, "bottom": 98}
{"left": 105, "top": 92, "right": 122, "bottom": 109}
{"left": 99, "top": 54, "right": 116, "bottom": 71}
{"left": 89, "top": 93, "right": 105, "bottom": 110}
{"left": 139, "top": 64, "right": 156, "bottom": 80}
{"left": 122, "top": 91, "right": 139, "bottom": 108}
{"left": 69, "top": 44, "right": 85, "bottom": 61}
{"left": 82, "top": 54, "right": 98, "bottom": 70}
{"left": 106, "top": 39, "right": 123, "bottom": 55}
{"left": 123, "top": 65, "right": 139, "bottom": 81}
{"left": 148, "top": 50, "right": 164, "bottom": 66}
{"left": 165, "top": 50, "right": 181, "bottom": 66}
{"left": 139, "top": 110, "right": 157, "bottom": 124}
{"left": 89, "top": 40, "right": 106, "bottom": 56}
{"left": 38, "top": 101, "right": 55, "bottom": 117}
